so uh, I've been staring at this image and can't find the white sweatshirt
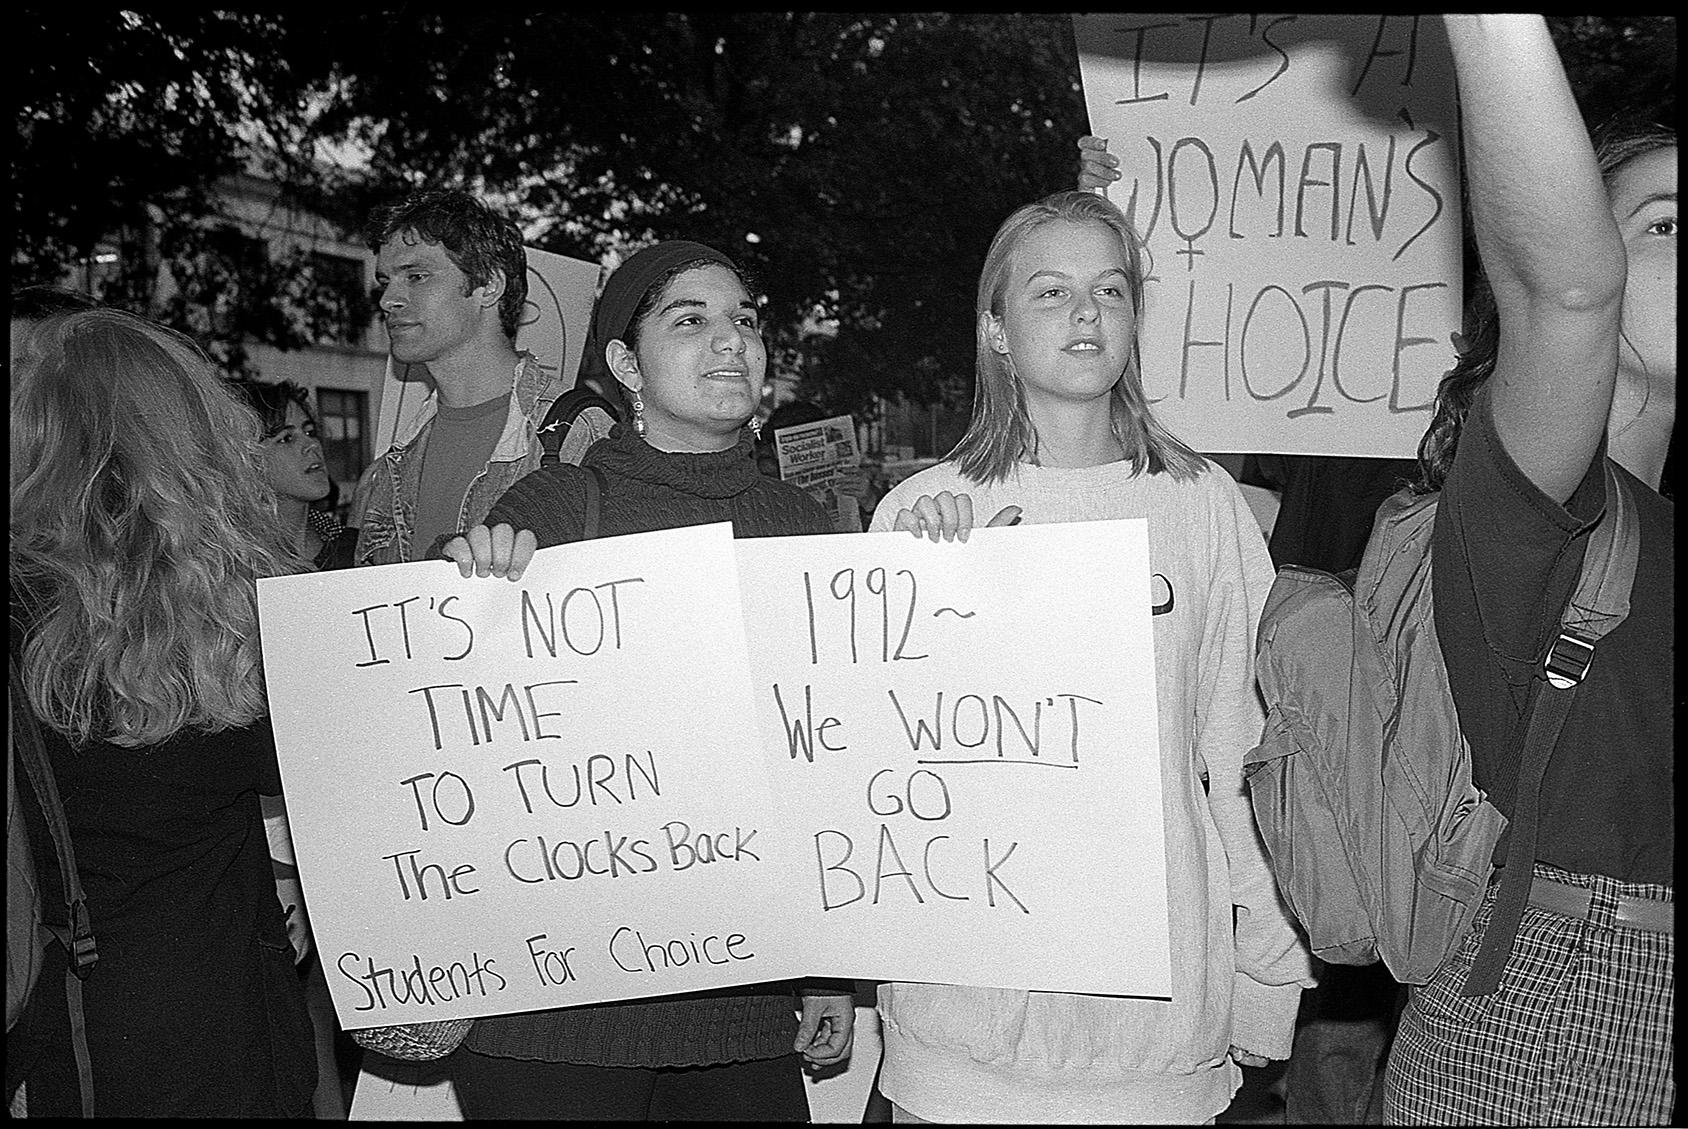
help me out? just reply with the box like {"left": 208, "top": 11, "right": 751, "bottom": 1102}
{"left": 868, "top": 456, "right": 1313, "bottom": 1124}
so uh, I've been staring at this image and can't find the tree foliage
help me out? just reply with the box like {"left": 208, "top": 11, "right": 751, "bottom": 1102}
{"left": 304, "top": 12, "right": 1089, "bottom": 414}
{"left": 12, "top": 8, "right": 353, "bottom": 371}
{"left": 1547, "top": 15, "right": 1675, "bottom": 127}
{"left": 12, "top": 12, "right": 1675, "bottom": 407}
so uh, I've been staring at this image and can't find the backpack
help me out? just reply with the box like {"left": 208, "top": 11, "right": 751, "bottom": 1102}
{"left": 8, "top": 658, "right": 98, "bottom": 1114}
{"left": 1243, "top": 463, "right": 1637, "bottom": 988}
{"left": 536, "top": 385, "right": 620, "bottom": 468}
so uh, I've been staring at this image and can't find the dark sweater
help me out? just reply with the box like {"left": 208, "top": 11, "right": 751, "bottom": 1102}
{"left": 9, "top": 592, "right": 314, "bottom": 1115}
{"left": 1434, "top": 387, "right": 1673, "bottom": 884}
{"left": 488, "top": 424, "right": 835, "bottom": 546}
{"left": 465, "top": 426, "right": 835, "bottom": 1067}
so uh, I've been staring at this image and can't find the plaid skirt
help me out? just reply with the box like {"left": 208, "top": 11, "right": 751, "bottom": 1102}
{"left": 1383, "top": 863, "right": 1674, "bottom": 1126}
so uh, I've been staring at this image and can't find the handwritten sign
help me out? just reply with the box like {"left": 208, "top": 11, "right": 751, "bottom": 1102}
{"left": 737, "top": 519, "right": 1172, "bottom": 998}
{"left": 260, "top": 522, "right": 1174, "bottom": 1028}
{"left": 774, "top": 414, "right": 864, "bottom": 533}
{"left": 1074, "top": 14, "right": 1462, "bottom": 457}
{"left": 374, "top": 247, "right": 601, "bottom": 457}
{"left": 257, "top": 524, "right": 802, "bottom": 1029}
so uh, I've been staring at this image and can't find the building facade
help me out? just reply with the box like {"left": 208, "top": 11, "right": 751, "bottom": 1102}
{"left": 203, "top": 171, "right": 386, "bottom": 511}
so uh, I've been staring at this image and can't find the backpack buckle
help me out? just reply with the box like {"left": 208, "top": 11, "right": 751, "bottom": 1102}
{"left": 1544, "top": 631, "right": 1595, "bottom": 690}
{"left": 68, "top": 899, "right": 98, "bottom": 979}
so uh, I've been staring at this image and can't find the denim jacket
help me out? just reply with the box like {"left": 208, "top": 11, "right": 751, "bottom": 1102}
{"left": 351, "top": 352, "right": 615, "bottom": 566}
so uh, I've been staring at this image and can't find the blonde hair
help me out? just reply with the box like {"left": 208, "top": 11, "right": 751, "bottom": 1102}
{"left": 948, "top": 190, "right": 1206, "bottom": 485}
{"left": 10, "top": 309, "right": 304, "bottom": 747}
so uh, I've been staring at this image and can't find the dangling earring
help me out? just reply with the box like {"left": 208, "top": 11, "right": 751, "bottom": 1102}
{"left": 748, "top": 416, "right": 763, "bottom": 441}
{"left": 631, "top": 393, "right": 646, "bottom": 437}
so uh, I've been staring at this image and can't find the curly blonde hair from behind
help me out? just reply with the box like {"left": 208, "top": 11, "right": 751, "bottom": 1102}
{"left": 11, "top": 309, "right": 305, "bottom": 748}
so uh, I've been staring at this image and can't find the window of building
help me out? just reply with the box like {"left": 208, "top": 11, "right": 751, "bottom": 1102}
{"left": 207, "top": 229, "right": 270, "bottom": 339}
{"left": 315, "top": 388, "right": 369, "bottom": 488}
{"left": 309, "top": 252, "right": 372, "bottom": 345}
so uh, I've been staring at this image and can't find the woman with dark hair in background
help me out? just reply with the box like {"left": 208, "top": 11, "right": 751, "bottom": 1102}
{"left": 228, "top": 377, "right": 356, "bottom": 572}
{"left": 225, "top": 375, "right": 361, "bottom": 1117}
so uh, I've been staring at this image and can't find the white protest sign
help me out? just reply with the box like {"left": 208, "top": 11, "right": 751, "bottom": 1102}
{"left": 774, "top": 414, "right": 864, "bottom": 532}
{"left": 1074, "top": 13, "right": 1462, "bottom": 457}
{"left": 258, "top": 524, "right": 802, "bottom": 1029}
{"left": 737, "top": 520, "right": 1172, "bottom": 998}
{"left": 374, "top": 247, "right": 601, "bottom": 457}
{"left": 518, "top": 247, "right": 603, "bottom": 384}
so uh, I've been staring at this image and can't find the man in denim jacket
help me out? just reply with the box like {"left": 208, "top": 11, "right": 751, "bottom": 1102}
{"left": 351, "top": 189, "right": 613, "bottom": 565}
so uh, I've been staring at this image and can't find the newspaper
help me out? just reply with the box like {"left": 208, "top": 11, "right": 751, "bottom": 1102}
{"left": 773, "top": 414, "right": 862, "bottom": 532}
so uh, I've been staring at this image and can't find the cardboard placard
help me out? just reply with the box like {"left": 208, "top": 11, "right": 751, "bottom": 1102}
{"left": 738, "top": 519, "right": 1171, "bottom": 998}
{"left": 259, "top": 520, "right": 1173, "bottom": 1028}
{"left": 259, "top": 525, "right": 798, "bottom": 1028}
{"left": 1074, "top": 13, "right": 1463, "bottom": 457}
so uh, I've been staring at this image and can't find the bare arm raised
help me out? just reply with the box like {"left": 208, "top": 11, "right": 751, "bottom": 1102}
{"left": 1443, "top": 15, "right": 1627, "bottom": 503}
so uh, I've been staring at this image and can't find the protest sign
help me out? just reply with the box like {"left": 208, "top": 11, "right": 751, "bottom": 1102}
{"left": 374, "top": 247, "right": 601, "bottom": 457}
{"left": 774, "top": 414, "right": 864, "bottom": 532}
{"left": 737, "top": 519, "right": 1173, "bottom": 998}
{"left": 258, "top": 524, "right": 802, "bottom": 1029}
{"left": 260, "top": 521, "right": 1174, "bottom": 1027}
{"left": 1074, "top": 14, "right": 1463, "bottom": 457}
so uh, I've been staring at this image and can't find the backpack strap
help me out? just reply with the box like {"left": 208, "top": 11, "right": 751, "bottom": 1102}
{"left": 1463, "top": 464, "right": 1639, "bottom": 997}
{"left": 538, "top": 388, "right": 619, "bottom": 469}
{"left": 9, "top": 659, "right": 97, "bottom": 1115}
{"left": 536, "top": 391, "right": 574, "bottom": 468}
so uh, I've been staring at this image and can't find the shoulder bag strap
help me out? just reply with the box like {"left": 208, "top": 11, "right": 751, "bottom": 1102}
{"left": 10, "top": 659, "right": 97, "bottom": 1114}
{"left": 536, "top": 390, "right": 577, "bottom": 468}
{"left": 1464, "top": 464, "right": 1639, "bottom": 996}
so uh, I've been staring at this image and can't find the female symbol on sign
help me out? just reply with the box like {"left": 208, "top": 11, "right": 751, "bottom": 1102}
{"left": 1168, "top": 137, "right": 1220, "bottom": 270}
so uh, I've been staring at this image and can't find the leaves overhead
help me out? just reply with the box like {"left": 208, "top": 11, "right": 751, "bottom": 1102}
{"left": 303, "top": 12, "right": 1090, "bottom": 413}
{"left": 1547, "top": 15, "right": 1675, "bottom": 127}
{"left": 13, "top": 9, "right": 345, "bottom": 371}
{"left": 13, "top": 12, "right": 1676, "bottom": 409}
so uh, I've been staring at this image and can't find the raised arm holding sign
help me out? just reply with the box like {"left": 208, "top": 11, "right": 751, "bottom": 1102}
{"left": 1382, "top": 16, "right": 1676, "bottom": 1127}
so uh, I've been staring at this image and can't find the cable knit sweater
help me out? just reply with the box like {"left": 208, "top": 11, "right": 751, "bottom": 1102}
{"left": 464, "top": 425, "right": 836, "bottom": 1067}
{"left": 487, "top": 424, "right": 835, "bottom": 548}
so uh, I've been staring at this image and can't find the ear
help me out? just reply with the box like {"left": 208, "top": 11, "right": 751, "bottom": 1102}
{"left": 474, "top": 268, "right": 506, "bottom": 311}
{"left": 606, "top": 339, "right": 642, "bottom": 393}
{"left": 980, "top": 311, "right": 1010, "bottom": 356}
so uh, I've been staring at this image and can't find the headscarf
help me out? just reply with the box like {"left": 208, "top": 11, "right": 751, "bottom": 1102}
{"left": 590, "top": 240, "right": 739, "bottom": 353}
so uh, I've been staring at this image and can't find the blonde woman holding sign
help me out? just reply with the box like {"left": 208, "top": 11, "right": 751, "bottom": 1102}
{"left": 868, "top": 190, "right": 1313, "bottom": 1123}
